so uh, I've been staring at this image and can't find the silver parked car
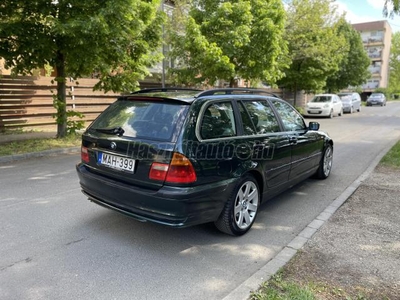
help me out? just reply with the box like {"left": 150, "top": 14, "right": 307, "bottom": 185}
{"left": 338, "top": 92, "right": 361, "bottom": 114}
{"left": 366, "top": 93, "right": 386, "bottom": 106}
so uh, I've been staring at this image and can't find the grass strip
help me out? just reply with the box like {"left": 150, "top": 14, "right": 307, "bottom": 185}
{"left": 380, "top": 140, "right": 400, "bottom": 168}
{"left": 0, "top": 135, "right": 81, "bottom": 156}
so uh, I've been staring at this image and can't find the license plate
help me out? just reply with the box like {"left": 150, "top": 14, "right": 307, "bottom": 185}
{"left": 98, "top": 152, "right": 135, "bottom": 173}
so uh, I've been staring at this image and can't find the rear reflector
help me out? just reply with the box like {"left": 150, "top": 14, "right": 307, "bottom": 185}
{"left": 149, "top": 153, "right": 197, "bottom": 184}
{"left": 81, "top": 146, "right": 89, "bottom": 163}
{"left": 149, "top": 163, "right": 169, "bottom": 181}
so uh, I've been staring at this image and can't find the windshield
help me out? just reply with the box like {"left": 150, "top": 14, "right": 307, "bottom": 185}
{"left": 310, "top": 96, "right": 331, "bottom": 103}
{"left": 339, "top": 95, "right": 351, "bottom": 102}
{"left": 370, "top": 93, "right": 383, "bottom": 98}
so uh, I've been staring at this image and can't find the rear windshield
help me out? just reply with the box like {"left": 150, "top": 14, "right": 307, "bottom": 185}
{"left": 89, "top": 99, "right": 189, "bottom": 141}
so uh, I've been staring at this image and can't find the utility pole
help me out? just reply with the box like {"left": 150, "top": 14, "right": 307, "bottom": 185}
{"left": 161, "top": 1, "right": 166, "bottom": 88}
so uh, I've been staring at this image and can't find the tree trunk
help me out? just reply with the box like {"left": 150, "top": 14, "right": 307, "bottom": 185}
{"left": 55, "top": 50, "right": 67, "bottom": 138}
{"left": 229, "top": 77, "right": 237, "bottom": 88}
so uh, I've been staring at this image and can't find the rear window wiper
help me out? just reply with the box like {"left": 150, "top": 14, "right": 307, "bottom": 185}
{"left": 94, "top": 127, "right": 125, "bottom": 136}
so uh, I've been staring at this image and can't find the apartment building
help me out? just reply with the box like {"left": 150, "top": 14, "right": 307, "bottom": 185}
{"left": 352, "top": 21, "right": 392, "bottom": 96}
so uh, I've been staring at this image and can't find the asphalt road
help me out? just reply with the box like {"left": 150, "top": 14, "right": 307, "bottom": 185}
{"left": 1, "top": 103, "right": 400, "bottom": 300}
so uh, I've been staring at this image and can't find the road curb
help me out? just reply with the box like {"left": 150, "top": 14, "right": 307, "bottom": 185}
{"left": 0, "top": 147, "right": 80, "bottom": 164}
{"left": 222, "top": 137, "right": 400, "bottom": 300}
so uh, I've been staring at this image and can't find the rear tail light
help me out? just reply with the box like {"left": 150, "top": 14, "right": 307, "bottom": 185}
{"left": 149, "top": 153, "right": 197, "bottom": 184}
{"left": 81, "top": 146, "right": 89, "bottom": 163}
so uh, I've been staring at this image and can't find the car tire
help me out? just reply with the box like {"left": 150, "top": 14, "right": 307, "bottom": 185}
{"left": 339, "top": 108, "right": 343, "bottom": 116}
{"left": 357, "top": 106, "right": 361, "bottom": 112}
{"left": 315, "top": 144, "right": 333, "bottom": 179}
{"left": 215, "top": 174, "right": 260, "bottom": 236}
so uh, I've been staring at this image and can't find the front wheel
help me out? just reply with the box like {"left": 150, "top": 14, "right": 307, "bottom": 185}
{"left": 215, "top": 175, "right": 260, "bottom": 236}
{"left": 316, "top": 144, "right": 333, "bottom": 179}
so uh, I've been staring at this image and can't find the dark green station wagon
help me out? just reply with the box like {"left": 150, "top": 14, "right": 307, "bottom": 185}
{"left": 76, "top": 88, "right": 333, "bottom": 236}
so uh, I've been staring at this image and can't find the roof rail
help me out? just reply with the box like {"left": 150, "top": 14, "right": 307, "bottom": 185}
{"left": 195, "top": 88, "right": 281, "bottom": 98}
{"left": 131, "top": 88, "right": 203, "bottom": 94}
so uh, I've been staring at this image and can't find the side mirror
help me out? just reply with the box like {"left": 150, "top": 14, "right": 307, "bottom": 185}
{"left": 309, "top": 122, "right": 320, "bottom": 131}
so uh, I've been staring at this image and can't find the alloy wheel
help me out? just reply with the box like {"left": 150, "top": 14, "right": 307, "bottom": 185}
{"left": 234, "top": 181, "right": 259, "bottom": 230}
{"left": 323, "top": 146, "right": 333, "bottom": 177}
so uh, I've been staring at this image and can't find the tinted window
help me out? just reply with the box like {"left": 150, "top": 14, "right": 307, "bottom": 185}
{"left": 238, "top": 102, "right": 256, "bottom": 135}
{"left": 242, "top": 100, "right": 280, "bottom": 134}
{"left": 272, "top": 100, "right": 306, "bottom": 131}
{"left": 200, "top": 102, "right": 236, "bottom": 139}
{"left": 89, "top": 100, "right": 188, "bottom": 141}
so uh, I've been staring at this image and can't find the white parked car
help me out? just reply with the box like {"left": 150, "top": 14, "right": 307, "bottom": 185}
{"left": 303, "top": 94, "right": 343, "bottom": 118}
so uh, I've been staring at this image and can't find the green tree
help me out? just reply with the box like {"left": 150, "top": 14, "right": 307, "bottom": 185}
{"left": 0, "top": 0, "right": 163, "bottom": 137}
{"left": 278, "top": 0, "right": 346, "bottom": 105}
{"left": 168, "top": 0, "right": 288, "bottom": 87}
{"left": 325, "top": 18, "right": 370, "bottom": 92}
{"left": 388, "top": 32, "right": 400, "bottom": 95}
{"left": 384, "top": 0, "right": 400, "bottom": 16}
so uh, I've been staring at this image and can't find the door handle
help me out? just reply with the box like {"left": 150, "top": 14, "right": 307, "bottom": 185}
{"left": 289, "top": 136, "right": 298, "bottom": 145}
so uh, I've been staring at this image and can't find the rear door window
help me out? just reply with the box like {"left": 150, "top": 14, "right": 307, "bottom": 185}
{"left": 241, "top": 100, "right": 280, "bottom": 134}
{"left": 89, "top": 99, "right": 188, "bottom": 141}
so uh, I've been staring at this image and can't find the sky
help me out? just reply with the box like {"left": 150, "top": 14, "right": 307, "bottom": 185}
{"left": 336, "top": 0, "right": 400, "bottom": 32}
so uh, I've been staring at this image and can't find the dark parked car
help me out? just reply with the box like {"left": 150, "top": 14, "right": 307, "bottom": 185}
{"left": 76, "top": 88, "right": 333, "bottom": 236}
{"left": 366, "top": 93, "right": 386, "bottom": 106}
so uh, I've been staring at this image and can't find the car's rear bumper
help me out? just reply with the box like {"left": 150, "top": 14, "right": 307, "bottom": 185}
{"left": 76, "top": 163, "right": 236, "bottom": 228}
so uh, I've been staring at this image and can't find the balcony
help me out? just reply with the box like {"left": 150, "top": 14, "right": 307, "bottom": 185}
{"left": 362, "top": 37, "right": 384, "bottom": 46}
{"left": 369, "top": 66, "right": 381, "bottom": 75}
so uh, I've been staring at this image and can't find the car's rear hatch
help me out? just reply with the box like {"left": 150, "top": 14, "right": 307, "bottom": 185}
{"left": 80, "top": 95, "right": 192, "bottom": 190}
